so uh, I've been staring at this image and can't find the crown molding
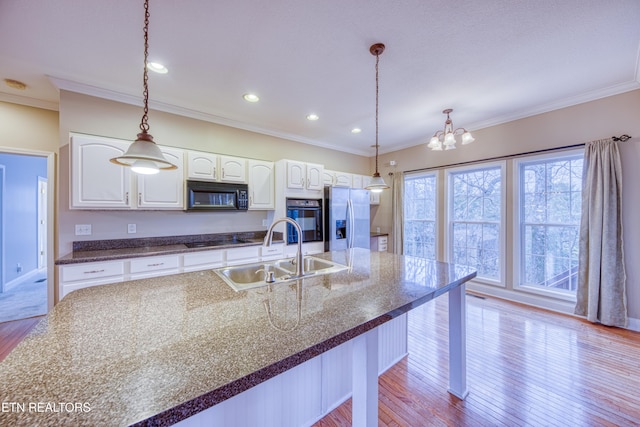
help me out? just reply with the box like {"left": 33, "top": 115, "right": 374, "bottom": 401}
{"left": 47, "top": 76, "right": 371, "bottom": 157}
{"left": 0, "top": 92, "right": 59, "bottom": 111}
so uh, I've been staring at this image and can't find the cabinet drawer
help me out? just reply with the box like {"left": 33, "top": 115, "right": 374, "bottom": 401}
{"left": 260, "top": 244, "right": 284, "bottom": 260}
{"left": 130, "top": 255, "right": 179, "bottom": 275}
{"left": 183, "top": 250, "right": 225, "bottom": 271}
{"left": 226, "top": 246, "right": 260, "bottom": 265}
{"left": 61, "top": 261, "right": 125, "bottom": 283}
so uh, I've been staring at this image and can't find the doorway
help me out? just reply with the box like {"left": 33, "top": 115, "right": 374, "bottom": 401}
{"left": 0, "top": 150, "right": 52, "bottom": 323}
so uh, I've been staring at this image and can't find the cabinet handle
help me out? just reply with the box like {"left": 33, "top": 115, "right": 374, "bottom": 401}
{"left": 302, "top": 177, "right": 305, "bottom": 188}
{"left": 222, "top": 168, "right": 225, "bottom": 178}
{"left": 147, "top": 262, "right": 164, "bottom": 267}
{"left": 138, "top": 193, "right": 142, "bottom": 205}
{"left": 84, "top": 269, "right": 105, "bottom": 274}
{"left": 126, "top": 192, "right": 129, "bottom": 204}
{"left": 249, "top": 194, "right": 253, "bottom": 205}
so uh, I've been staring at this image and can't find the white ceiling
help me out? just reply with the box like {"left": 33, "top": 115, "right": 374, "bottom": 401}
{"left": 1, "top": 0, "right": 639, "bottom": 156}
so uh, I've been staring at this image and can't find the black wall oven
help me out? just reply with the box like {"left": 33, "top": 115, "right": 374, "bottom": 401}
{"left": 186, "top": 180, "right": 249, "bottom": 211}
{"left": 286, "top": 198, "right": 323, "bottom": 244}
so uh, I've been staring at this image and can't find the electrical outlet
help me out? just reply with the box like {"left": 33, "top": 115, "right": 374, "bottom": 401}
{"left": 16, "top": 263, "right": 22, "bottom": 273}
{"left": 262, "top": 219, "right": 269, "bottom": 227}
{"left": 128, "top": 224, "right": 137, "bottom": 234}
{"left": 75, "top": 224, "right": 92, "bottom": 236}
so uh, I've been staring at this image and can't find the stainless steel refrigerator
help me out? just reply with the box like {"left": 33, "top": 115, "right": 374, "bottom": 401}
{"left": 324, "top": 186, "right": 370, "bottom": 251}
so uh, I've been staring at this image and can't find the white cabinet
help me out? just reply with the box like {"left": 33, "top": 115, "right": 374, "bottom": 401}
{"left": 70, "top": 133, "right": 184, "bottom": 210}
{"left": 220, "top": 155, "right": 247, "bottom": 183}
{"left": 137, "top": 147, "right": 184, "bottom": 209}
{"left": 352, "top": 174, "right": 364, "bottom": 189}
{"left": 182, "top": 249, "right": 225, "bottom": 272}
{"left": 186, "top": 152, "right": 247, "bottom": 183}
{"left": 285, "top": 160, "right": 323, "bottom": 191}
{"left": 260, "top": 243, "right": 284, "bottom": 261}
{"left": 187, "top": 151, "right": 218, "bottom": 181}
{"left": 130, "top": 254, "right": 180, "bottom": 279}
{"left": 248, "top": 159, "right": 275, "bottom": 210}
{"left": 226, "top": 246, "right": 261, "bottom": 266}
{"left": 70, "top": 133, "right": 133, "bottom": 209}
{"left": 59, "top": 260, "right": 125, "bottom": 299}
{"left": 323, "top": 170, "right": 352, "bottom": 187}
{"left": 370, "top": 235, "right": 388, "bottom": 252}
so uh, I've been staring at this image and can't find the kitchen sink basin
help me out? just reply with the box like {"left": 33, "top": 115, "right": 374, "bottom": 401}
{"left": 213, "top": 256, "right": 349, "bottom": 292}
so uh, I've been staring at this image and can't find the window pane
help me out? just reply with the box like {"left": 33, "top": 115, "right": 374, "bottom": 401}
{"left": 520, "top": 155, "right": 582, "bottom": 294}
{"left": 404, "top": 173, "right": 437, "bottom": 259}
{"left": 449, "top": 165, "right": 502, "bottom": 281}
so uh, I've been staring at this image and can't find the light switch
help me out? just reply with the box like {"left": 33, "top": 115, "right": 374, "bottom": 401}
{"left": 128, "top": 224, "right": 137, "bottom": 234}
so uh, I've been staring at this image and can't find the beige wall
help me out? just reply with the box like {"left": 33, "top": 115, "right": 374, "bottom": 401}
{"left": 0, "top": 102, "right": 59, "bottom": 153}
{"left": 372, "top": 89, "right": 640, "bottom": 321}
{"left": 58, "top": 91, "right": 370, "bottom": 255}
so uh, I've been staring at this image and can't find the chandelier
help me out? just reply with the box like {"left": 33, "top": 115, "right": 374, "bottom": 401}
{"left": 427, "top": 108, "right": 475, "bottom": 151}
{"left": 111, "top": 0, "right": 177, "bottom": 175}
{"left": 364, "top": 43, "right": 390, "bottom": 193}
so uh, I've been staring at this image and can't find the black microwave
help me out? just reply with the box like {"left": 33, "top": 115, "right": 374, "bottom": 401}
{"left": 186, "top": 180, "right": 249, "bottom": 211}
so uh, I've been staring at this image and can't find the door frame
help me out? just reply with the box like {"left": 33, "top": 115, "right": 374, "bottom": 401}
{"left": 0, "top": 147, "right": 55, "bottom": 311}
{"left": 0, "top": 165, "right": 4, "bottom": 293}
{"left": 37, "top": 176, "right": 48, "bottom": 270}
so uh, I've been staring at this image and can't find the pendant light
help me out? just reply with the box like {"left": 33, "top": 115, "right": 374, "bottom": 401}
{"left": 364, "top": 43, "right": 390, "bottom": 193}
{"left": 110, "top": 0, "right": 177, "bottom": 175}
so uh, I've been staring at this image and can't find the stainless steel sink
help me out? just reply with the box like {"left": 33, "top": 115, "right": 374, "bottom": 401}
{"left": 213, "top": 256, "right": 348, "bottom": 291}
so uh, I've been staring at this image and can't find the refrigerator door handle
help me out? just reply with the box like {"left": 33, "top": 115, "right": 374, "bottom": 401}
{"left": 347, "top": 199, "right": 355, "bottom": 249}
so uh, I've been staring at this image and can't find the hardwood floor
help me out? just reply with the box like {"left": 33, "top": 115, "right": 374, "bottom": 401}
{"left": 0, "top": 316, "right": 43, "bottom": 362}
{"left": 315, "top": 293, "right": 640, "bottom": 427}
{"left": 1, "top": 296, "right": 639, "bottom": 426}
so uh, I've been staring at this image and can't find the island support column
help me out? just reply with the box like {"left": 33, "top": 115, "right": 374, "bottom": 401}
{"left": 448, "top": 283, "right": 468, "bottom": 399}
{"left": 352, "top": 327, "right": 379, "bottom": 426}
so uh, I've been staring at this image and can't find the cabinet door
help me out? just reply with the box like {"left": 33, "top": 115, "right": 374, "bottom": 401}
{"left": 333, "top": 171, "right": 352, "bottom": 187}
{"left": 187, "top": 151, "right": 218, "bottom": 181}
{"left": 286, "top": 160, "right": 306, "bottom": 189}
{"left": 70, "top": 134, "right": 133, "bottom": 209}
{"left": 306, "top": 163, "right": 324, "bottom": 190}
{"left": 352, "top": 174, "right": 363, "bottom": 189}
{"left": 248, "top": 159, "right": 275, "bottom": 210}
{"left": 322, "top": 170, "right": 335, "bottom": 187}
{"left": 220, "top": 155, "right": 247, "bottom": 183}
{"left": 137, "top": 147, "right": 184, "bottom": 209}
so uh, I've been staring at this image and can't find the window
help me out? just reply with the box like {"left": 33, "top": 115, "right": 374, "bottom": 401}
{"left": 448, "top": 164, "right": 504, "bottom": 283}
{"left": 403, "top": 173, "right": 437, "bottom": 259}
{"left": 517, "top": 153, "right": 582, "bottom": 294}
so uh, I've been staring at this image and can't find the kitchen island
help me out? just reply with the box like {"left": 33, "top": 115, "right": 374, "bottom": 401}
{"left": 1, "top": 249, "right": 476, "bottom": 426}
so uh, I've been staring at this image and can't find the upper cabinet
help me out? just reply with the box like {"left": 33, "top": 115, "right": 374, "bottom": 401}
{"left": 220, "top": 155, "right": 247, "bottom": 183}
{"left": 186, "top": 151, "right": 247, "bottom": 183}
{"left": 136, "top": 147, "right": 184, "bottom": 209}
{"left": 187, "top": 151, "right": 217, "bottom": 181}
{"left": 323, "top": 170, "right": 352, "bottom": 187}
{"left": 70, "top": 133, "right": 184, "bottom": 210}
{"left": 71, "top": 134, "right": 133, "bottom": 209}
{"left": 248, "top": 159, "right": 275, "bottom": 210}
{"left": 286, "top": 160, "right": 323, "bottom": 191}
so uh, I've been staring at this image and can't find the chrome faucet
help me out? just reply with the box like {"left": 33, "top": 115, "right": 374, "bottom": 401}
{"left": 264, "top": 217, "right": 305, "bottom": 278}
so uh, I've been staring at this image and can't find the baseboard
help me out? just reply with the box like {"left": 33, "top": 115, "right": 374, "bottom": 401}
{"left": 468, "top": 283, "right": 640, "bottom": 332}
{"left": 2, "top": 268, "right": 41, "bottom": 292}
{"left": 627, "top": 317, "right": 640, "bottom": 332}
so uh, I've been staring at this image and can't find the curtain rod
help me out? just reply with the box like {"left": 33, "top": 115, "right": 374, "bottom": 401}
{"left": 403, "top": 134, "right": 632, "bottom": 175}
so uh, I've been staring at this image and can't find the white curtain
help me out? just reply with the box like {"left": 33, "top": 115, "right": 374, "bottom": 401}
{"left": 575, "top": 138, "right": 627, "bottom": 327}
{"left": 391, "top": 171, "right": 404, "bottom": 254}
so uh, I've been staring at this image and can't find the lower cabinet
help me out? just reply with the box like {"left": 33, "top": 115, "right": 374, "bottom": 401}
{"left": 173, "top": 313, "right": 408, "bottom": 427}
{"left": 58, "top": 246, "right": 287, "bottom": 300}
{"left": 370, "top": 235, "right": 388, "bottom": 252}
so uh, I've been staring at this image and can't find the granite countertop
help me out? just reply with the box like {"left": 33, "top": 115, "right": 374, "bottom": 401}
{"left": 56, "top": 231, "right": 283, "bottom": 265}
{"left": 2, "top": 249, "right": 476, "bottom": 426}
{"left": 370, "top": 232, "right": 389, "bottom": 237}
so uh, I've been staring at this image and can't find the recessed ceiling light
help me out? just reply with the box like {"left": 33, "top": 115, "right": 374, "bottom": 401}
{"left": 147, "top": 62, "right": 168, "bottom": 74}
{"left": 306, "top": 114, "right": 319, "bottom": 121}
{"left": 243, "top": 93, "right": 260, "bottom": 103}
{"left": 351, "top": 128, "right": 362, "bottom": 134}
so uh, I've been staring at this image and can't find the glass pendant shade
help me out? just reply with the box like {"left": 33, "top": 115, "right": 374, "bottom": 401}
{"left": 366, "top": 173, "right": 389, "bottom": 193}
{"left": 428, "top": 136, "right": 440, "bottom": 149}
{"left": 444, "top": 132, "right": 456, "bottom": 146}
{"left": 461, "top": 131, "right": 475, "bottom": 145}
